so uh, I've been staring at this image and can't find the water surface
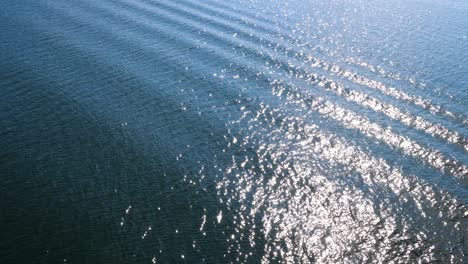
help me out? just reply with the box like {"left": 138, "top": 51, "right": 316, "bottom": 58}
{"left": 0, "top": 0, "right": 467, "bottom": 263}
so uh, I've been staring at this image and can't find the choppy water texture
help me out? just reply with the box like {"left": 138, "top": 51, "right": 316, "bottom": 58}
{"left": 1, "top": 0, "right": 467, "bottom": 263}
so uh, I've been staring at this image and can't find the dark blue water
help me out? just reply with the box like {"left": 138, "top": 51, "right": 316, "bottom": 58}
{"left": 1, "top": 0, "right": 467, "bottom": 263}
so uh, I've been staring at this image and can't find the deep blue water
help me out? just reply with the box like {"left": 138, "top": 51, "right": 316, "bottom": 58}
{"left": 0, "top": 0, "right": 467, "bottom": 263}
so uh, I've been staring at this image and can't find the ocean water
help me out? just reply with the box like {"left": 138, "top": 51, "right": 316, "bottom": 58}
{"left": 0, "top": 0, "right": 467, "bottom": 263}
